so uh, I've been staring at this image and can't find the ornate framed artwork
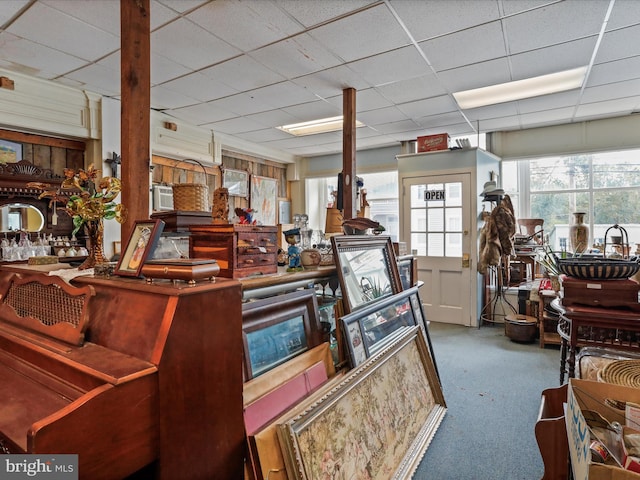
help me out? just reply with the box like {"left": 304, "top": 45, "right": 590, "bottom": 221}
{"left": 331, "top": 235, "right": 402, "bottom": 314}
{"left": 277, "top": 326, "right": 446, "bottom": 480}
{"left": 250, "top": 175, "right": 277, "bottom": 226}
{"left": 222, "top": 168, "right": 249, "bottom": 198}
{"left": 114, "top": 219, "right": 165, "bottom": 277}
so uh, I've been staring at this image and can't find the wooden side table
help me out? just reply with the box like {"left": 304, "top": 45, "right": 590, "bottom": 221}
{"left": 553, "top": 299, "right": 640, "bottom": 383}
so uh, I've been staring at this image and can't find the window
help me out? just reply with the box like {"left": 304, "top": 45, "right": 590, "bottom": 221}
{"left": 306, "top": 172, "right": 399, "bottom": 241}
{"left": 503, "top": 149, "right": 640, "bottom": 254}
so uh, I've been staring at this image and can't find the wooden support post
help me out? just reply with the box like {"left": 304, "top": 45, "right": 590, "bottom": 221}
{"left": 342, "top": 87, "right": 356, "bottom": 220}
{"left": 120, "top": 0, "right": 151, "bottom": 241}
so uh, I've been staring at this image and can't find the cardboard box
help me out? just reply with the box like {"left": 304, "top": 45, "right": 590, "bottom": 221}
{"left": 417, "top": 133, "right": 450, "bottom": 152}
{"left": 567, "top": 378, "right": 640, "bottom": 480}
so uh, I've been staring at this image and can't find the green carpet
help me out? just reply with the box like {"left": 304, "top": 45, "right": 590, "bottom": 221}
{"left": 412, "top": 322, "right": 560, "bottom": 479}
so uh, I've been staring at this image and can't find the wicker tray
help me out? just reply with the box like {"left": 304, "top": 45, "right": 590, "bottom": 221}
{"left": 598, "top": 359, "right": 640, "bottom": 387}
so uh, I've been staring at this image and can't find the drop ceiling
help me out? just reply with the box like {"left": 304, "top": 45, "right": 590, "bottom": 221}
{"left": 0, "top": 0, "right": 639, "bottom": 161}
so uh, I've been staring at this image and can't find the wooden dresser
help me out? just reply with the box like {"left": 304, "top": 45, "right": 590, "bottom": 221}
{"left": 189, "top": 224, "right": 278, "bottom": 278}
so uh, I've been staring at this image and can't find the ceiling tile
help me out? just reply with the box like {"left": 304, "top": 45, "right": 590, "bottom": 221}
{"left": 249, "top": 33, "right": 343, "bottom": 79}
{"left": 0, "top": 1, "right": 29, "bottom": 25}
{"left": 436, "top": 58, "right": 511, "bottom": 92}
{"left": 517, "top": 90, "right": 581, "bottom": 113}
{"left": 419, "top": 21, "right": 507, "bottom": 71}
{"left": 414, "top": 111, "right": 469, "bottom": 130}
{"left": 150, "top": 53, "right": 191, "bottom": 85}
{"left": 347, "top": 46, "right": 429, "bottom": 87}
{"left": 509, "top": 37, "right": 597, "bottom": 80}
{"left": 160, "top": 72, "right": 239, "bottom": 103}
{"left": 206, "top": 93, "right": 274, "bottom": 117}
{"left": 388, "top": 0, "right": 501, "bottom": 41}
{"left": 151, "top": 17, "right": 240, "bottom": 71}
{"left": 8, "top": 2, "right": 119, "bottom": 61}
{"left": 233, "top": 127, "right": 293, "bottom": 143}
{"left": 155, "top": 0, "right": 209, "bottom": 14}
{"left": 64, "top": 63, "right": 120, "bottom": 96}
{"left": 186, "top": 1, "right": 302, "bottom": 52}
{"left": 503, "top": 1, "right": 609, "bottom": 54}
{"left": 397, "top": 95, "right": 459, "bottom": 118}
{"left": 462, "top": 102, "right": 519, "bottom": 122}
{"left": 151, "top": 85, "right": 201, "bottom": 110}
{"left": 0, "top": 32, "right": 88, "bottom": 78}
{"left": 292, "top": 65, "right": 370, "bottom": 99}
{"left": 606, "top": 0, "right": 640, "bottom": 30}
{"left": 200, "top": 56, "right": 286, "bottom": 92}
{"left": 248, "top": 81, "right": 321, "bottom": 110}
{"left": 575, "top": 98, "right": 637, "bottom": 119}
{"left": 43, "top": 0, "right": 120, "bottom": 36}
{"left": 373, "top": 119, "right": 421, "bottom": 135}
{"left": 203, "top": 116, "right": 266, "bottom": 135}
{"left": 357, "top": 106, "right": 410, "bottom": 126}
{"left": 309, "top": 4, "right": 409, "bottom": 62}
{"left": 273, "top": 0, "right": 376, "bottom": 28}
{"left": 519, "top": 106, "right": 581, "bottom": 127}
{"left": 589, "top": 55, "right": 640, "bottom": 86}
{"left": 595, "top": 25, "right": 640, "bottom": 63}
{"left": 245, "top": 109, "right": 303, "bottom": 129}
{"left": 581, "top": 79, "right": 640, "bottom": 104}
{"left": 169, "top": 101, "right": 236, "bottom": 126}
{"left": 280, "top": 100, "right": 342, "bottom": 123}
{"left": 375, "top": 74, "right": 447, "bottom": 105}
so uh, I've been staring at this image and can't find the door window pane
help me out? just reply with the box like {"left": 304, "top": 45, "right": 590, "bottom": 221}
{"left": 428, "top": 233, "right": 444, "bottom": 256}
{"left": 428, "top": 208, "right": 444, "bottom": 231}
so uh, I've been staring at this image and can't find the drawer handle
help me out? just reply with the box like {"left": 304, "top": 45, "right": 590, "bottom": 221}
{"left": 244, "top": 259, "right": 254, "bottom": 264}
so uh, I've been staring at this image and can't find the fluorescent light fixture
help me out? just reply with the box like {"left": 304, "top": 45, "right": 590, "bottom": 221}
{"left": 453, "top": 66, "right": 588, "bottom": 109}
{"left": 277, "top": 116, "right": 364, "bottom": 136}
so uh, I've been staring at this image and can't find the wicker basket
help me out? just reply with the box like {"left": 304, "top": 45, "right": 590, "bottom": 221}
{"left": 172, "top": 159, "right": 211, "bottom": 212}
{"left": 598, "top": 359, "right": 640, "bottom": 387}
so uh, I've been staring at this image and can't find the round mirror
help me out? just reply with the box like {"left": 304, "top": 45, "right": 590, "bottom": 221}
{"left": 0, "top": 203, "right": 45, "bottom": 232}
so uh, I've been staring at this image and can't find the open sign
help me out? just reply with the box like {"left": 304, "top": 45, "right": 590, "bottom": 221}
{"left": 424, "top": 190, "right": 445, "bottom": 201}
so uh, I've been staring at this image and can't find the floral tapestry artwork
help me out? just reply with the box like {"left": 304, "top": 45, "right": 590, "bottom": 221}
{"left": 279, "top": 328, "right": 445, "bottom": 480}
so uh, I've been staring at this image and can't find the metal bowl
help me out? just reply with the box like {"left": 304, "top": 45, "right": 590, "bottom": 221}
{"left": 557, "top": 257, "right": 640, "bottom": 280}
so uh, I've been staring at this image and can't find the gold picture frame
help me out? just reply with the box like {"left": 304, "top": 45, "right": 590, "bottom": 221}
{"left": 277, "top": 326, "right": 446, "bottom": 480}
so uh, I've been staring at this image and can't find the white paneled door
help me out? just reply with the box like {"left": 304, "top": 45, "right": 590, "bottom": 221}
{"left": 403, "top": 173, "right": 473, "bottom": 326}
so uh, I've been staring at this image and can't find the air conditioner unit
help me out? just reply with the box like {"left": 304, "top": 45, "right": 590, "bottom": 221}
{"left": 153, "top": 185, "right": 174, "bottom": 211}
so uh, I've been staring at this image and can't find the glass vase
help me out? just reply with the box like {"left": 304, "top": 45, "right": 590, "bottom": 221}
{"left": 569, "top": 212, "right": 589, "bottom": 253}
{"left": 78, "top": 219, "right": 107, "bottom": 270}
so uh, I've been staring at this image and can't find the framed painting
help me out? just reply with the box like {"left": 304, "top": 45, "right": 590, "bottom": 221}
{"left": 341, "top": 285, "right": 435, "bottom": 369}
{"left": 331, "top": 235, "right": 403, "bottom": 314}
{"left": 250, "top": 175, "right": 277, "bottom": 226}
{"left": 114, "top": 219, "right": 165, "bottom": 277}
{"left": 242, "top": 289, "right": 324, "bottom": 380}
{"left": 277, "top": 326, "right": 446, "bottom": 480}
{"left": 0, "top": 139, "right": 22, "bottom": 163}
{"left": 222, "top": 168, "right": 249, "bottom": 197}
{"left": 278, "top": 198, "right": 291, "bottom": 224}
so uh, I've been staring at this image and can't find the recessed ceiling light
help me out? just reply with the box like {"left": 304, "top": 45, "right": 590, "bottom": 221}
{"left": 277, "top": 116, "right": 365, "bottom": 136}
{"left": 453, "top": 66, "right": 588, "bottom": 109}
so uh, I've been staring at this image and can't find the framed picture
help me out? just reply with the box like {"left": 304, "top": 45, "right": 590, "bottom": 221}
{"left": 250, "top": 175, "right": 277, "bottom": 226}
{"left": 397, "top": 254, "right": 418, "bottom": 290}
{"left": 277, "top": 326, "right": 446, "bottom": 480}
{"left": 278, "top": 198, "right": 291, "bottom": 224}
{"left": 114, "top": 219, "right": 165, "bottom": 277}
{"left": 222, "top": 168, "right": 249, "bottom": 197}
{"left": 0, "top": 139, "right": 22, "bottom": 163}
{"left": 331, "top": 235, "right": 403, "bottom": 314}
{"left": 341, "top": 285, "right": 432, "bottom": 368}
{"left": 242, "top": 289, "right": 323, "bottom": 380}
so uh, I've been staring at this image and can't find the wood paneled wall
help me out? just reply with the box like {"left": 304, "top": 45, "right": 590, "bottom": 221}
{"left": 151, "top": 150, "right": 287, "bottom": 215}
{"left": 0, "top": 129, "right": 85, "bottom": 172}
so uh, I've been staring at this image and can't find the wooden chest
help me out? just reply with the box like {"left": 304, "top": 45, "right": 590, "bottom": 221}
{"left": 189, "top": 224, "right": 278, "bottom": 278}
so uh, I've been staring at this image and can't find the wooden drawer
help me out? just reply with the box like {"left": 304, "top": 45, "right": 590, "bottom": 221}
{"left": 190, "top": 224, "right": 278, "bottom": 278}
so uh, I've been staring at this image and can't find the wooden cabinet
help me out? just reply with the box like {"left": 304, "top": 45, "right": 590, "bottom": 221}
{"left": 189, "top": 224, "right": 278, "bottom": 278}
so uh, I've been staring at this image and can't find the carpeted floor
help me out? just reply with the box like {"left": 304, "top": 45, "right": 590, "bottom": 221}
{"left": 412, "top": 322, "right": 561, "bottom": 480}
